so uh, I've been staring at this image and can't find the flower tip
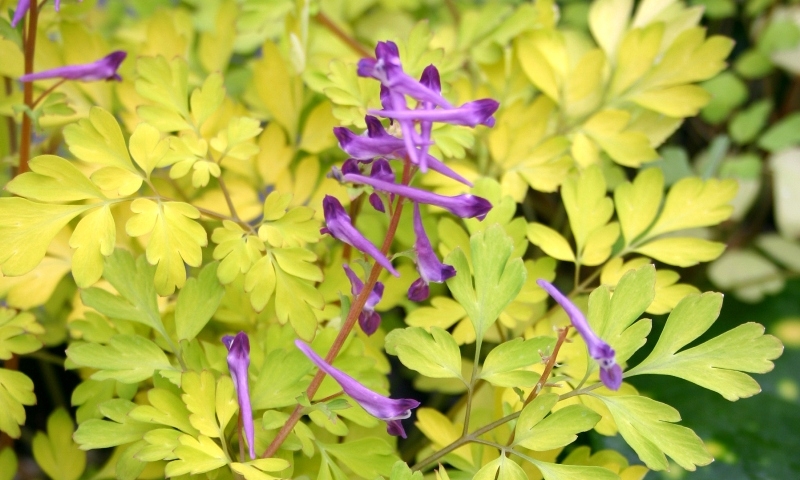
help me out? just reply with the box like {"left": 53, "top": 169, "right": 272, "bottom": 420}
{"left": 419, "top": 64, "right": 441, "bottom": 92}
{"left": 359, "top": 311, "right": 381, "bottom": 335}
{"left": 368, "top": 192, "right": 385, "bottom": 213}
{"left": 333, "top": 127, "right": 353, "bottom": 147}
{"left": 600, "top": 364, "right": 623, "bottom": 391}
{"left": 408, "top": 278, "right": 430, "bottom": 302}
{"left": 357, "top": 58, "right": 377, "bottom": 78}
{"left": 471, "top": 196, "right": 493, "bottom": 220}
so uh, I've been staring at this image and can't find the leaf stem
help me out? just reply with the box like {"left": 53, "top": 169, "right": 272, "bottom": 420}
{"left": 217, "top": 175, "right": 241, "bottom": 222}
{"left": 462, "top": 337, "right": 482, "bottom": 436}
{"left": 314, "top": 12, "right": 371, "bottom": 58}
{"left": 261, "top": 160, "right": 413, "bottom": 458}
{"left": 17, "top": 0, "right": 39, "bottom": 175}
{"left": 30, "top": 78, "right": 67, "bottom": 109}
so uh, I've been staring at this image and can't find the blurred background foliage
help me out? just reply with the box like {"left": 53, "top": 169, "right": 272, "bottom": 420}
{"left": 0, "top": 0, "right": 798, "bottom": 478}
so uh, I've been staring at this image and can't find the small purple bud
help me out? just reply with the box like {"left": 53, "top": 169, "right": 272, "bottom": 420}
{"left": 343, "top": 264, "right": 385, "bottom": 336}
{"left": 321, "top": 196, "right": 399, "bottom": 276}
{"left": 222, "top": 332, "right": 256, "bottom": 459}
{"left": 19, "top": 50, "right": 127, "bottom": 83}
{"left": 295, "top": 340, "right": 420, "bottom": 437}
{"left": 369, "top": 192, "right": 385, "bottom": 213}
{"left": 342, "top": 173, "right": 492, "bottom": 220}
{"left": 536, "top": 280, "right": 622, "bottom": 391}
{"left": 407, "top": 277, "right": 430, "bottom": 302}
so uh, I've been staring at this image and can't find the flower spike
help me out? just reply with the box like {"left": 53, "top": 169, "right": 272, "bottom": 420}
{"left": 342, "top": 173, "right": 492, "bottom": 220}
{"left": 222, "top": 332, "right": 256, "bottom": 459}
{"left": 321, "top": 195, "right": 399, "bottom": 276}
{"left": 536, "top": 279, "right": 622, "bottom": 390}
{"left": 343, "top": 264, "right": 385, "bottom": 335}
{"left": 295, "top": 340, "right": 420, "bottom": 437}
{"left": 408, "top": 203, "right": 456, "bottom": 301}
{"left": 19, "top": 51, "right": 127, "bottom": 83}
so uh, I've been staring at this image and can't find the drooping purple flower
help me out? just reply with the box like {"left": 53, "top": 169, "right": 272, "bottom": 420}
{"left": 408, "top": 203, "right": 456, "bottom": 301}
{"left": 335, "top": 116, "right": 472, "bottom": 186}
{"left": 222, "top": 332, "right": 256, "bottom": 459}
{"left": 19, "top": 51, "right": 127, "bottom": 82}
{"left": 295, "top": 340, "right": 420, "bottom": 438}
{"left": 372, "top": 98, "right": 500, "bottom": 128}
{"left": 321, "top": 195, "right": 400, "bottom": 277}
{"left": 343, "top": 264, "right": 385, "bottom": 335}
{"left": 342, "top": 173, "right": 492, "bottom": 220}
{"left": 536, "top": 280, "right": 622, "bottom": 390}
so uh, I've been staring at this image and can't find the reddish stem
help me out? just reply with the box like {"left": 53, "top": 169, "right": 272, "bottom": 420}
{"left": 314, "top": 12, "right": 372, "bottom": 58}
{"left": 262, "top": 161, "right": 412, "bottom": 458}
{"left": 18, "top": 0, "right": 39, "bottom": 175}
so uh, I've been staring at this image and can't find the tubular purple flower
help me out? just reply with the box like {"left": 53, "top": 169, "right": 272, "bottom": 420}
{"left": 222, "top": 332, "right": 256, "bottom": 459}
{"left": 370, "top": 158, "right": 395, "bottom": 184}
{"left": 371, "top": 98, "right": 500, "bottom": 128}
{"left": 320, "top": 195, "right": 399, "bottom": 277}
{"left": 408, "top": 203, "right": 456, "bottom": 301}
{"left": 536, "top": 279, "right": 622, "bottom": 390}
{"left": 342, "top": 173, "right": 492, "bottom": 220}
{"left": 357, "top": 41, "right": 453, "bottom": 109}
{"left": 335, "top": 116, "right": 472, "bottom": 186}
{"left": 11, "top": 0, "right": 29, "bottom": 27}
{"left": 343, "top": 264, "right": 385, "bottom": 335}
{"left": 19, "top": 51, "right": 127, "bottom": 82}
{"left": 416, "top": 65, "right": 439, "bottom": 173}
{"left": 295, "top": 340, "right": 420, "bottom": 438}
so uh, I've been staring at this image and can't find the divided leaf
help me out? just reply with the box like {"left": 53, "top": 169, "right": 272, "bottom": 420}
{"left": 175, "top": 263, "right": 225, "bottom": 342}
{"left": 0, "top": 309, "right": 44, "bottom": 359}
{"left": 514, "top": 393, "right": 601, "bottom": 451}
{"left": 0, "top": 369, "right": 35, "bottom": 438}
{"left": 627, "top": 293, "right": 783, "bottom": 400}
{"left": 385, "top": 327, "right": 463, "bottom": 381}
{"left": 32, "top": 408, "right": 86, "bottom": 480}
{"left": 480, "top": 336, "right": 554, "bottom": 387}
{"left": 66, "top": 335, "right": 177, "bottom": 384}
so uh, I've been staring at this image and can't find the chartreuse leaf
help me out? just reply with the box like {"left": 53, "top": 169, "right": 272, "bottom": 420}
{"left": 627, "top": 293, "right": 783, "bottom": 400}
{"left": 190, "top": 73, "right": 225, "bottom": 129}
{"left": 0, "top": 368, "right": 35, "bottom": 438}
{"left": 129, "top": 388, "right": 198, "bottom": 434}
{"left": 5, "top": 155, "right": 104, "bottom": 202}
{"left": 474, "top": 454, "right": 527, "bottom": 480}
{"left": 299, "top": 101, "right": 338, "bottom": 154}
{"left": 527, "top": 223, "right": 575, "bottom": 262}
{"left": 32, "top": 408, "right": 85, "bottom": 480}
{"left": 387, "top": 461, "right": 423, "bottom": 480}
{"left": 80, "top": 250, "right": 168, "bottom": 336}
{"left": 182, "top": 371, "right": 237, "bottom": 438}
{"left": 562, "top": 165, "right": 619, "bottom": 266}
{"left": 254, "top": 42, "right": 301, "bottom": 137}
{"left": 0, "top": 198, "right": 90, "bottom": 276}
{"left": 758, "top": 112, "right": 800, "bottom": 152}
{"left": 582, "top": 110, "right": 658, "bottom": 168}
{"left": 589, "top": 0, "right": 632, "bottom": 57}
{"left": 129, "top": 122, "right": 169, "bottom": 177}
{"left": 594, "top": 394, "right": 711, "bottom": 471}
{"left": 74, "top": 399, "right": 157, "bottom": 449}
{"left": 479, "top": 336, "right": 554, "bottom": 387}
{"left": 251, "top": 348, "right": 311, "bottom": 410}
{"left": 600, "top": 258, "right": 697, "bottom": 315}
{"left": 0, "top": 447, "right": 17, "bottom": 480}
{"left": 230, "top": 458, "right": 291, "bottom": 480}
{"left": 67, "top": 335, "right": 178, "bottom": 383}
{"left": 563, "top": 446, "right": 648, "bottom": 479}
{"left": 643, "top": 177, "right": 737, "bottom": 239}
{"left": 63, "top": 107, "right": 138, "bottom": 173}
{"left": 524, "top": 458, "right": 621, "bottom": 480}
{"left": 258, "top": 192, "right": 320, "bottom": 248}
{"left": 614, "top": 169, "right": 663, "bottom": 246}
{"left": 513, "top": 393, "right": 600, "bottom": 451}
{"left": 126, "top": 199, "right": 208, "bottom": 295}
{"left": 445, "top": 225, "right": 526, "bottom": 340}
{"left": 135, "top": 56, "right": 192, "bottom": 132}
{"left": 384, "top": 327, "right": 463, "bottom": 381}
{"left": 212, "top": 221, "right": 265, "bottom": 284}
{"left": 635, "top": 237, "right": 726, "bottom": 268}
{"left": 164, "top": 434, "right": 229, "bottom": 476}
{"left": 588, "top": 266, "right": 655, "bottom": 364}
{"left": 209, "top": 117, "right": 262, "bottom": 160}
{"left": 414, "top": 409, "right": 472, "bottom": 469}
{"left": 70, "top": 204, "right": 116, "bottom": 287}
{"left": 175, "top": 263, "right": 225, "bottom": 342}
{"left": 321, "top": 438, "right": 398, "bottom": 479}
{"left": 0, "top": 309, "right": 44, "bottom": 359}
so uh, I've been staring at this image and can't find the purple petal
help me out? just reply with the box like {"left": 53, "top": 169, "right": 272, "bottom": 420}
{"left": 20, "top": 50, "right": 127, "bottom": 83}
{"left": 386, "top": 419, "right": 408, "bottom": 438}
{"left": 368, "top": 192, "right": 385, "bottom": 213}
{"left": 343, "top": 174, "right": 491, "bottom": 220}
{"left": 371, "top": 98, "right": 500, "bottom": 128}
{"left": 334, "top": 124, "right": 406, "bottom": 160}
{"left": 407, "top": 277, "right": 430, "bottom": 302}
{"left": 359, "top": 310, "right": 381, "bottom": 336}
{"left": 294, "top": 340, "right": 420, "bottom": 431}
{"left": 413, "top": 203, "right": 457, "bottom": 283}
{"left": 370, "top": 158, "right": 395, "bottom": 184}
{"left": 322, "top": 196, "right": 399, "bottom": 276}
{"left": 419, "top": 65, "right": 441, "bottom": 93}
{"left": 342, "top": 264, "right": 365, "bottom": 298}
{"left": 223, "top": 332, "right": 255, "bottom": 459}
{"left": 600, "top": 364, "right": 622, "bottom": 391}
{"left": 11, "top": 0, "right": 30, "bottom": 27}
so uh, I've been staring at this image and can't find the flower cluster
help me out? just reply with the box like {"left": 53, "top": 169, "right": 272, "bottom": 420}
{"left": 322, "top": 40, "right": 498, "bottom": 335}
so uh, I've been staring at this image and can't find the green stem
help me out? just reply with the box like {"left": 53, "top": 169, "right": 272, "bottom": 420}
{"left": 217, "top": 175, "right": 241, "bottom": 222}
{"left": 462, "top": 337, "right": 482, "bottom": 436}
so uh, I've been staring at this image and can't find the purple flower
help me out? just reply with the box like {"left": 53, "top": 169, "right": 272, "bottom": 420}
{"left": 408, "top": 203, "right": 456, "bottom": 301}
{"left": 295, "top": 340, "right": 420, "bottom": 438}
{"left": 343, "top": 264, "right": 385, "bottom": 335}
{"left": 536, "top": 280, "right": 622, "bottom": 390}
{"left": 19, "top": 51, "right": 127, "bottom": 83}
{"left": 370, "top": 158, "right": 395, "bottom": 184}
{"left": 222, "top": 332, "right": 256, "bottom": 459}
{"left": 321, "top": 195, "right": 399, "bottom": 277}
{"left": 368, "top": 192, "right": 385, "bottom": 213}
{"left": 342, "top": 173, "right": 492, "bottom": 220}
{"left": 11, "top": 0, "right": 29, "bottom": 27}
{"left": 371, "top": 98, "right": 500, "bottom": 128}
{"left": 357, "top": 41, "right": 453, "bottom": 109}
